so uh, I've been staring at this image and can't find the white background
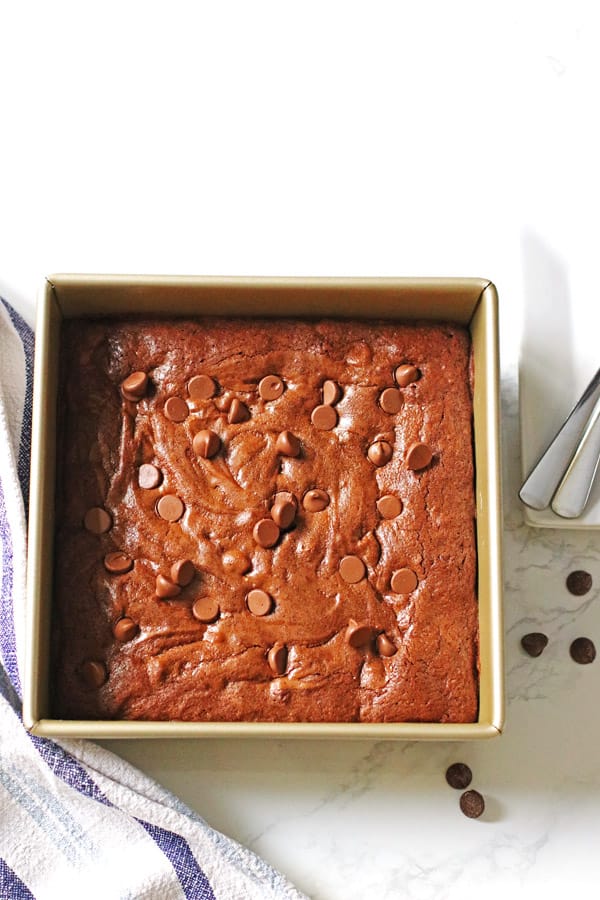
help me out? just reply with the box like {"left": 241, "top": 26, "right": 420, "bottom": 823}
{"left": 2, "top": 2, "right": 600, "bottom": 898}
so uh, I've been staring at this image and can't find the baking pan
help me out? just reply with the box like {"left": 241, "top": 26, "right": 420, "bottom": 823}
{"left": 24, "top": 275, "right": 503, "bottom": 739}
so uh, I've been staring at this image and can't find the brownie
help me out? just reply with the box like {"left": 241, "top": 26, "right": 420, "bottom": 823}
{"left": 52, "top": 317, "right": 479, "bottom": 722}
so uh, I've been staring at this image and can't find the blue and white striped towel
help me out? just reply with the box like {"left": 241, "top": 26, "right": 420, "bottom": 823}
{"left": 0, "top": 298, "right": 307, "bottom": 900}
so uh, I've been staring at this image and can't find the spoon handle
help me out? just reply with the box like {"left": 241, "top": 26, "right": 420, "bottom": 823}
{"left": 551, "top": 397, "right": 600, "bottom": 518}
{"left": 519, "top": 367, "right": 600, "bottom": 510}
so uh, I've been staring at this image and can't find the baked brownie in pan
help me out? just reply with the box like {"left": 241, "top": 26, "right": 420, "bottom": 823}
{"left": 52, "top": 317, "right": 478, "bottom": 722}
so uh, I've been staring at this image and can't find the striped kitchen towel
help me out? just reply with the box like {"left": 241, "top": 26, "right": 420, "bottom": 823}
{"left": 0, "top": 298, "right": 307, "bottom": 900}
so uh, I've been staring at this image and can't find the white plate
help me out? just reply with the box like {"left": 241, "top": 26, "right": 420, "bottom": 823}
{"left": 519, "top": 245, "right": 600, "bottom": 528}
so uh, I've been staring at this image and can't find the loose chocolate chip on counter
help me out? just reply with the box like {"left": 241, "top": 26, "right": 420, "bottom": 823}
{"left": 406, "top": 441, "right": 433, "bottom": 471}
{"left": 155, "top": 574, "right": 182, "bottom": 598}
{"left": 339, "top": 555, "right": 366, "bottom": 584}
{"left": 345, "top": 620, "right": 374, "bottom": 649}
{"left": 379, "top": 388, "right": 404, "bottom": 414}
{"left": 228, "top": 398, "right": 251, "bottom": 424}
{"left": 275, "top": 430, "right": 301, "bottom": 457}
{"left": 311, "top": 404, "right": 338, "bottom": 431}
{"left": 192, "top": 597, "right": 220, "bottom": 623}
{"left": 367, "top": 441, "right": 393, "bottom": 467}
{"left": 113, "top": 617, "right": 139, "bottom": 643}
{"left": 446, "top": 762, "right": 473, "bottom": 790}
{"left": 246, "top": 589, "right": 274, "bottom": 616}
{"left": 376, "top": 633, "right": 397, "bottom": 657}
{"left": 121, "top": 371, "right": 148, "bottom": 400}
{"left": 391, "top": 567, "right": 418, "bottom": 594}
{"left": 103, "top": 552, "right": 133, "bottom": 575}
{"left": 253, "top": 518, "right": 281, "bottom": 548}
{"left": 84, "top": 507, "right": 112, "bottom": 534}
{"left": 376, "top": 495, "right": 403, "bottom": 519}
{"left": 271, "top": 497, "right": 297, "bottom": 530}
{"left": 222, "top": 550, "right": 252, "bottom": 575}
{"left": 259, "top": 375, "right": 285, "bottom": 401}
{"left": 395, "top": 364, "right": 420, "bottom": 387}
{"left": 81, "top": 660, "right": 107, "bottom": 689}
{"left": 322, "top": 380, "right": 342, "bottom": 406}
{"left": 521, "top": 632, "right": 548, "bottom": 657}
{"left": 566, "top": 570, "right": 593, "bottom": 596}
{"left": 268, "top": 642, "right": 288, "bottom": 675}
{"left": 570, "top": 637, "right": 596, "bottom": 664}
{"left": 188, "top": 374, "right": 217, "bottom": 400}
{"left": 193, "top": 429, "right": 221, "bottom": 459}
{"left": 459, "top": 789, "right": 485, "bottom": 819}
{"left": 156, "top": 495, "right": 185, "bottom": 522}
{"left": 171, "top": 559, "right": 196, "bottom": 586}
{"left": 138, "top": 463, "right": 163, "bottom": 489}
{"left": 164, "top": 396, "right": 189, "bottom": 422}
{"left": 302, "top": 489, "right": 330, "bottom": 512}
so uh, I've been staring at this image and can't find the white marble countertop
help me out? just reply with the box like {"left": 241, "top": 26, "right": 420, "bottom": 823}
{"left": 3, "top": 3, "right": 600, "bottom": 896}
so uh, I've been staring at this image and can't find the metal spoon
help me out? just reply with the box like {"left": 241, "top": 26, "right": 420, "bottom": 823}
{"left": 551, "top": 395, "right": 600, "bottom": 518}
{"left": 519, "top": 367, "right": 600, "bottom": 510}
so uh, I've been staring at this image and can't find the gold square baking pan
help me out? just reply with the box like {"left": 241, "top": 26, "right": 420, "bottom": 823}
{"left": 24, "top": 275, "right": 504, "bottom": 739}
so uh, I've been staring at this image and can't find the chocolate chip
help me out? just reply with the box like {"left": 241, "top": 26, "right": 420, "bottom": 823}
{"left": 253, "top": 518, "right": 281, "bottom": 548}
{"left": 570, "top": 637, "right": 596, "bottom": 664}
{"left": 311, "top": 404, "right": 338, "bottom": 430}
{"left": 376, "top": 633, "right": 397, "bottom": 657}
{"left": 459, "top": 789, "right": 485, "bottom": 819}
{"left": 268, "top": 642, "right": 288, "bottom": 675}
{"left": 376, "top": 495, "right": 403, "bottom": 519}
{"left": 164, "top": 396, "right": 189, "bottom": 422}
{"left": 81, "top": 660, "right": 107, "bottom": 689}
{"left": 275, "top": 430, "right": 301, "bottom": 457}
{"left": 222, "top": 550, "right": 252, "bottom": 575}
{"left": 322, "top": 380, "right": 342, "bottom": 405}
{"left": 395, "top": 364, "right": 419, "bottom": 387}
{"left": 367, "top": 441, "right": 393, "bottom": 467}
{"left": 156, "top": 495, "right": 185, "bottom": 522}
{"left": 138, "top": 463, "right": 162, "bottom": 489}
{"left": 379, "top": 388, "right": 404, "bottom": 414}
{"left": 406, "top": 442, "right": 433, "bottom": 471}
{"left": 259, "top": 375, "right": 284, "bottom": 401}
{"left": 192, "top": 597, "right": 220, "bottom": 623}
{"left": 171, "top": 559, "right": 195, "bottom": 586}
{"left": 345, "top": 620, "right": 374, "bottom": 649}
{"left": 391, "top": 567, "right": 418, "bottom": 594}
{"left": 228, "top": 398, "right": 250, "bottom": 424}
{"left": 215, "top": 391, "right": 233, "bottom": 412}
{"left": 155, "top": 574, "right": 182, "bottom": 598}
{"left": 113, "top": 617, "right": 139, "bottom": 642}
{"left": 246, "top": 589, "right": 274, "bottom": 616}
{"left": 121, "top": 371, "right": 148, "bottom": 400}
{"left": 193, "top": 429, "right": 221, "bottom": 458}
{"left": 302, "top": 489, "right": 330, "bottom": 512}
{"left": 339, "top": 555, "right": 366, "bottom": 584}
{"left": 566, "top": 570, "right": 593, "bottom": 596}
{"left": 103, "top": 552, "right": 133, "bottom": 574}
{"left": 84, "top": 507, "right": 112, "bottom": 534}
{"left": 445, "top": 762, "right": 473, "bottom": 790}
{"left": 188, "top": 374, "right": 217, "bottom": 400}
{"left": 521, "top": 632, "right": 548, "bottom": 657}
{"left": 271, "top": 497, "right": 297, "bottom": 529}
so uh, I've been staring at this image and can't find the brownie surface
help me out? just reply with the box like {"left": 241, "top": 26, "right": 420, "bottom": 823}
{"left": 52, "top": 317, "right": 478, "bottom": 722}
